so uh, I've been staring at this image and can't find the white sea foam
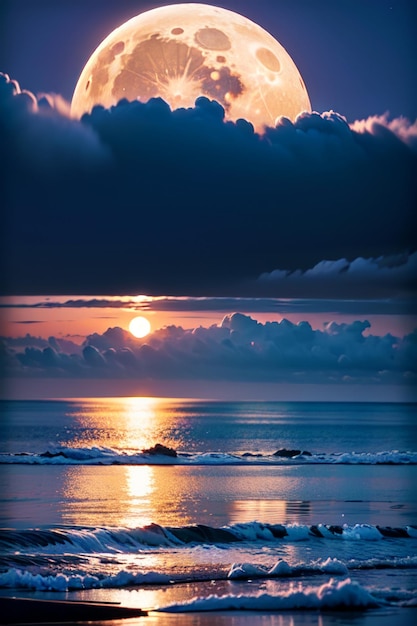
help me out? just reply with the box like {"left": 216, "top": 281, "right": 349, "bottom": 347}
{"left": 156, "top": 578, "right": 381, "bottom": 611}
{"left": 406, "top": 526, "right": 417, "bottom": 538}
{"left": 342, "top": 524, "right": 383, "bottom": 541}
{"left": 1, "top": 447, "right": 416, "bottom": 466}
{"left": 0, "top": 568, "right": 170, "bottom": 591}
{"left": 370, "top": 588, "right": 417, "bottom": 607}
{"left": 347, "top": 555, "right": 417, "bottom": 570}
{"left": 315, "top": 523, "right": 383, "bottom": 541}
{"left": 228, "top": 558, "right": 349, "bottom": 579}
{"left": 268, "top": 560, "right": 293, "bottom": 576}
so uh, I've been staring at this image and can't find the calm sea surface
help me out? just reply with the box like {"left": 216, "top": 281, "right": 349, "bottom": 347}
{"left": 1, "top": 399, "right": 416, "bottom": 624}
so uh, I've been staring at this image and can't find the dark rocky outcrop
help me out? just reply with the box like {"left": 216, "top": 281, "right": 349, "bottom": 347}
{"left": 273, "top": 448, "right": 312, "bottom": 458}
{"left": 40, "top": 450, "right": 66, "bottom": 458}
{"left": 142, "top": 443, "right": 177, "bottom": 457}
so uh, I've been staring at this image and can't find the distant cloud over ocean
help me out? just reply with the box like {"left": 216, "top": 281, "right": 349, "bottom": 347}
{"left": 253, "top": 251, "right": 417, "bottom": 299}
{"left": 2, "top": 314, "right": 416, "bottom": 387}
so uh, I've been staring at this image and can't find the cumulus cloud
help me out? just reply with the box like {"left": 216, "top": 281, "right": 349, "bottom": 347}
{"left": 0, "top": 73, "right": 109, "bottom": 168}
{"left": 2, "top": 315, "right": 416, "bottom": 386}
{"left": 253, "top": 251, "right": 417, "bottom": 299}
{"left": 351, "top": 114, "right": 417, "bottom": 151}
{"left": 1, "top": 73, "right": 416, "bottom": 296}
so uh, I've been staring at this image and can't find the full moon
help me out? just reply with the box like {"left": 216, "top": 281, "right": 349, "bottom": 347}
{"left": 129, "top": 316, "right": 151, "bottom": 338}
{"left": 71, "top": 3, "right": 311, "bottom": 132}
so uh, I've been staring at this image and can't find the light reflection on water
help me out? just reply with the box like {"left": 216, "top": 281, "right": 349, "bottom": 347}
{"left": 18, "top": 464, "right": 412, "bottom": 529}
{"left": 231, "top": 500, "right": 311, "bottom": 523}
{"left": 61, "top": 465, "right": 157, "bottom": 527}
{"left": 2, "top": 398, "right": 417, "bottom": 530}
{"left": 75, "top": 585, "right": 316, "bottom": 626}
{"left": 59, "top": 465, "right": 236, "bottom": 528}
{"left": 3, "top": 397, "right": 417, "bottom": 456}
{"left": 67, "top": 396, "right": 187, "bottom": 453}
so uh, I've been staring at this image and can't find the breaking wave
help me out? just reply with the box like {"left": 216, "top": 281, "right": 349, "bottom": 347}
{"left": 1, "top": 446, "right": 416, "bottom": 465}
{"left": 1, "top": 519, "right": 416, "bottom": 611}
{"left": 228, "top": 555, "right": 417, "bottom": 580}
{"left": 2, "top": 569, "right": 416, "bottom": 610}
{"left": 1, "top": 554, "right": 417, "bottom": 595}
{"left": 157, "top": 578, "right": 381, "bottom": 611}
{"left": 156, "top": 578, "right": 417, "bottom": 611}
{"left": 1, "top": 521, "right": 416, "bottom": 557}
{"left": 0, "top": 568, "right": 171, "bottom": 591}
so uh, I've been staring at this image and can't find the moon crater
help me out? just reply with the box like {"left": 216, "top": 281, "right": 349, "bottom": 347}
{"left": 111, "top": 41, "right": 125, "bottom": 56}
{"left": 195, "top": 27, "right": 231, "bottom": 51}
{"left": 72, "top": 4, "right": 311, "bottom": 132}
{"left": 110, "top": 35, "right": 244, "bottom": 110}
{"left": 256, "top": 47, "right": 281, "bottom": 73}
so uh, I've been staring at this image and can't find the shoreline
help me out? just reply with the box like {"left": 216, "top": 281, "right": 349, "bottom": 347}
{"left": 1, "top": 593, "right": 415, "bottom": 626}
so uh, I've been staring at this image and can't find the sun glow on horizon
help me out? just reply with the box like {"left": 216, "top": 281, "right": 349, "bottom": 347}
{"left": 129, "top": 316, "right": 151, "bottom": 338}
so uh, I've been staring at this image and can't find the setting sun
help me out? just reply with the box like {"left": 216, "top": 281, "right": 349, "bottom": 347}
{"left": 129, "top": 316, "right": 151, "bottom": 338}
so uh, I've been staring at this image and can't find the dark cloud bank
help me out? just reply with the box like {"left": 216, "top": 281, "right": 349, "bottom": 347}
{"left": 1, "top": 73, "right": 416, "bottom": 297}
{"left": 2, "top": 314, "right": 416, "bottom": 387}
{"left": 2, "top": 251, "right": 416, "bottom": 311}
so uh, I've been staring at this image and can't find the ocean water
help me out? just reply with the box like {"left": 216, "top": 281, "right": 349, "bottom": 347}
{"left": 0, "top": 398, "right": 416, "bottom": 624}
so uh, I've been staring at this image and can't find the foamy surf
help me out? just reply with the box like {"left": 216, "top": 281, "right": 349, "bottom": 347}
{"left": 1, "top": 447, "right": 416, "bottom": 465}
{"left": 155, "top": 578, "right": 381, "bottom": 611}
{"left": 1, "top": 522, "right": 416, "bottom": 556}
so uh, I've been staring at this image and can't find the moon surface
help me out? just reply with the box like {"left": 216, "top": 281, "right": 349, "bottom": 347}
{"left": 129, "top": 316, "right": 151, "bottom": 338}
{"left": 71, "top": 3, "right": 311, "bottom": 132}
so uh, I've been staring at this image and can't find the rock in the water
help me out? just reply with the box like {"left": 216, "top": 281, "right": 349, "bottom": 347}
{"left": 273, "top": 449, "right": 300, "bottom": 458}
{"left": 40, "top": 450, "right": 66, "bottom": 458}
{"left": 143, "top": 443, "right": 177, "bottom": 457}
{"left": 273, "top": 448, "right": 311, "bottom": 458}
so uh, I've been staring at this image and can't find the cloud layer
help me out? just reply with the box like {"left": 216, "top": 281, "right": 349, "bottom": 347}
{"left": 253, "top": 251, "right": 417, "bottom": 300}
{"left": 2, "top": 252, "right": 416, "bottom": 317}
{"left": 2, "top": 72, "right": 416, "bottom": 296}
{"left": 2, "top": 314, "right": 415, "bottom": 387}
